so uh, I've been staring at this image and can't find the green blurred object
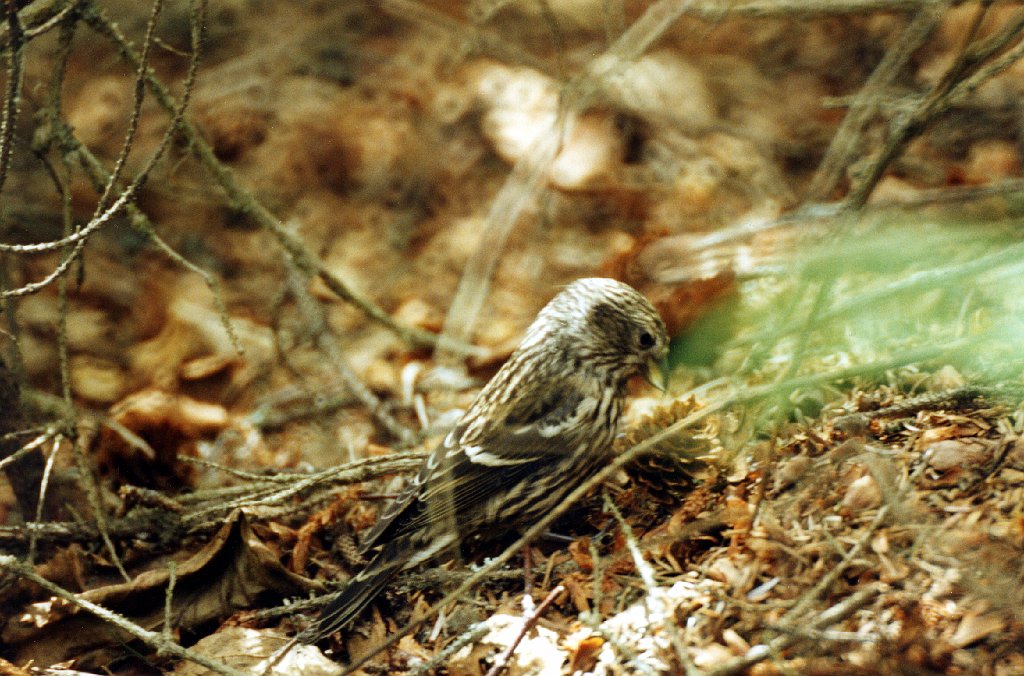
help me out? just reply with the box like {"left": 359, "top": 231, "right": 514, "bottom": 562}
{"left": 665, "top": 216, "right": 1024, "bottom": 436}
{"left": 668, "top": 295, "right": 743, "bottom": 369}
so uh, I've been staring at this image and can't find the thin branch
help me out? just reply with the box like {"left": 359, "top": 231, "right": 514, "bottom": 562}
{"left": 408, "top": 622, "right": 489, "bottom": 676}
{"left": 805, "top": 4, "right": 948, "bottom": 201}
{"left": 0, "top": 429, "right": 52, "bottom": 471}
{"left": 483, "top": 584, "right": 565, "bottom": 676}
{"left": 180, "top": 452, "right": 427, "bottom": 526}
{"left": 162, "top": 561, "right": 178, "bottom": 645}
{"left": 846, "top": 8, "right": 1024, "bottom": 208}
{"left": 70, "top": 430, "right": 131, "bottom": 581}
{"left": 0, "top": 450, "right": 427, "bottom": 548}
{"left": 603, "top": 493, "right": 692, "bottom": 673}
{"left": 27, "top": 436, "right": 60, "bottom": 567}
{"left": 704, "top": 584, "right": 883, "bottom": 676}
{"left": 92, "top": 0, "right": 164, "bottom": 216}
{"left": 23, "top": 0, "right": 81, "bottom": 39}
{"left": 2, "top": 0, "right": 210, "bottom": 302}
{"left": 0, "top": 0, "right": 26, "bottom": 197}
{"left": 282, "top": 241, "right": 414, "bottom": 444}
{"left": 0, "top": 554, "right": 249, "bottom": 676}
{"left": 77, "top": 1, "right": 475, "bottom": 356}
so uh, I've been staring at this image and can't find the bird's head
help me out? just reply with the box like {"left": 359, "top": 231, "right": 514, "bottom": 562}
{"left": 523, "top": 278, "right": 670, "bottom": 390}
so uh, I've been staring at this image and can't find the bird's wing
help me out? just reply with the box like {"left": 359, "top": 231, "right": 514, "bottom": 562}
{"left": 360, "top": 377, "right": 605, "bottom": 553}
{"left": 356, "top": 442, "right": 442, "bottom": 555}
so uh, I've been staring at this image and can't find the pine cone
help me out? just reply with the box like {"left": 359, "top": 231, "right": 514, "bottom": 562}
{"left": 617, "top": 397, "right": 717, "bottom": 506}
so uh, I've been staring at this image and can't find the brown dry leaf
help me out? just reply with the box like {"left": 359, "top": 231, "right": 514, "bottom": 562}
{"left": 567, "top": 634, "right": 604, "bottom": 673}
{"left": 397, "top": 634, "right": 431, "bottom": 663}
{"left": 0, "top": 658, "right": 33, "bottom": 676}
{"left": 69, "top": 354, "right": 126, "bottom": 404}
{"left": 692, "top": 643, "right": 733, "bottom": 669}
{"left": 179, "top": 353, "right": 240, "bottom": 381}
{"left": 925, "top": 439, "right": 991, "bottom": 471}
{"left": 949, "top": 610, "right": 1006, "bottom": 648}
{"left": 706, "top": 555, "right": 745, "bottom": 588}
{"left": 291, "top": 493, "right": 359, "bottom": 574}
{"left": 173, "top": 626, "right": 342, "bottom": 675}
{"left": 567, "top": 537, "right": 594, "bottom": 573}
{"left": 94, "top": 389, "right": 229, "bottom": 490}
{"left": 0, "top": 544, "right": 88, "bottom": 608}
{"left": 561, "top": 572, "right": 592, "bottom": 614}
{"left": 3, "top": 511, "right": 319, "bottom": 667}
{"left": 842, "top": 474, "right": 882, "bottom": 511}
{"left": 915, "top": 419, "right": 987, "bottom": 449}
{"left": 344, "top": 606, "right": 389, "bottom": 668}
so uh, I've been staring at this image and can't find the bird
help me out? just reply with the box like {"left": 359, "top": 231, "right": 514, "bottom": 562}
{"left": 303, "top": 277, "right": 669, "bottom": 642}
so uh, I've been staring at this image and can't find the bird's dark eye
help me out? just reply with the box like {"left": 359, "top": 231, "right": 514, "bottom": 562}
{"left": 638, "top": 331, "right": 655, "bottom": 349}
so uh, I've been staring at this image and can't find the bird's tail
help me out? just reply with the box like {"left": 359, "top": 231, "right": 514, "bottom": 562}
{"left": 301, "top": 537, "right": 412, "bottom": 643}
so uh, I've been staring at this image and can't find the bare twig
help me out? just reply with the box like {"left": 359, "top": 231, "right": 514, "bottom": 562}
{"left": 682, "top": 0, "right": 962, "bottom": 18}
{"left": 0, "top": 0, "right": 82, "bottom": 47}
{"left": 2, "top": 0, "right": 218, "bottom": 317}
{"left": 603, "top": 493, "right": 693, "bottom": 673}
{"left": 589, "top": 537, "right": 603, "bottom": 620}
{"left": 704, "top": 584, "right": 883, "bottom": 676}
{"left": 0, "top": 554, "right": 249, "bottom": 676}
{"left": 408, "top": 622, "right": 489, "bottom": 676}
{"left": 806, "top": 4, "right": 948, "bottom": 201}
{"left": 845, "top": 8, "right": 1024, "bottom": 208}
{"left": 484, "top": 584, "right": 566, "bottom": 676}
{"left": 77, "top": 1, "right": 474, "bottom": 356}
{"left": 71, "top": 431, "right": 131, "bottom": 581}
{"left": 780, "top": 505, "right": 889, "bottom": 623}
{"left": 180, "top": 451, "right": 427, "bottom": 526}
{"left": 162, "top": 561, "right": 178, "bottom": 645}
{"left": 282, "top": 242, "right": 414, "bottom": 443}
{"left": 0, "top": 429, "right": 52, "bottom": 471}
{"left": 0, "top": 0, "right": 26, "bottom": 197}
{"left": 0, "top": 450, "right": 428, "bottom": 548}
{"left": 23, "top": 0, "right": 81, "bottom": 39}
{"left": 27, "top": 436, "right": 60, "bottom": 567}
{"left": 92, "top": 0, "right": 165, "bottom": 215}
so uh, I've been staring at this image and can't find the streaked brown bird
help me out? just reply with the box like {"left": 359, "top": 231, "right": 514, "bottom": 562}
{"left": 304, "top": 277, "right": 668, "bottom": 642}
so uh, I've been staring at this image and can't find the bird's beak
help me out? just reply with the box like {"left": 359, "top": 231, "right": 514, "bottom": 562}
{"left": 643, "top": 356, "right": 669, "bottom": 392}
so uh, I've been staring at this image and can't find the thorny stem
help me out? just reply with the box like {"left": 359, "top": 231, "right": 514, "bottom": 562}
{"left": 92, "top": 0, "right": 165, "bottom": 215}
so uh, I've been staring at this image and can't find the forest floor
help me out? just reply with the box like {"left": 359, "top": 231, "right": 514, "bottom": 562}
{"left": 2, "top": 0, "right": 1024, "bottom": 674}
